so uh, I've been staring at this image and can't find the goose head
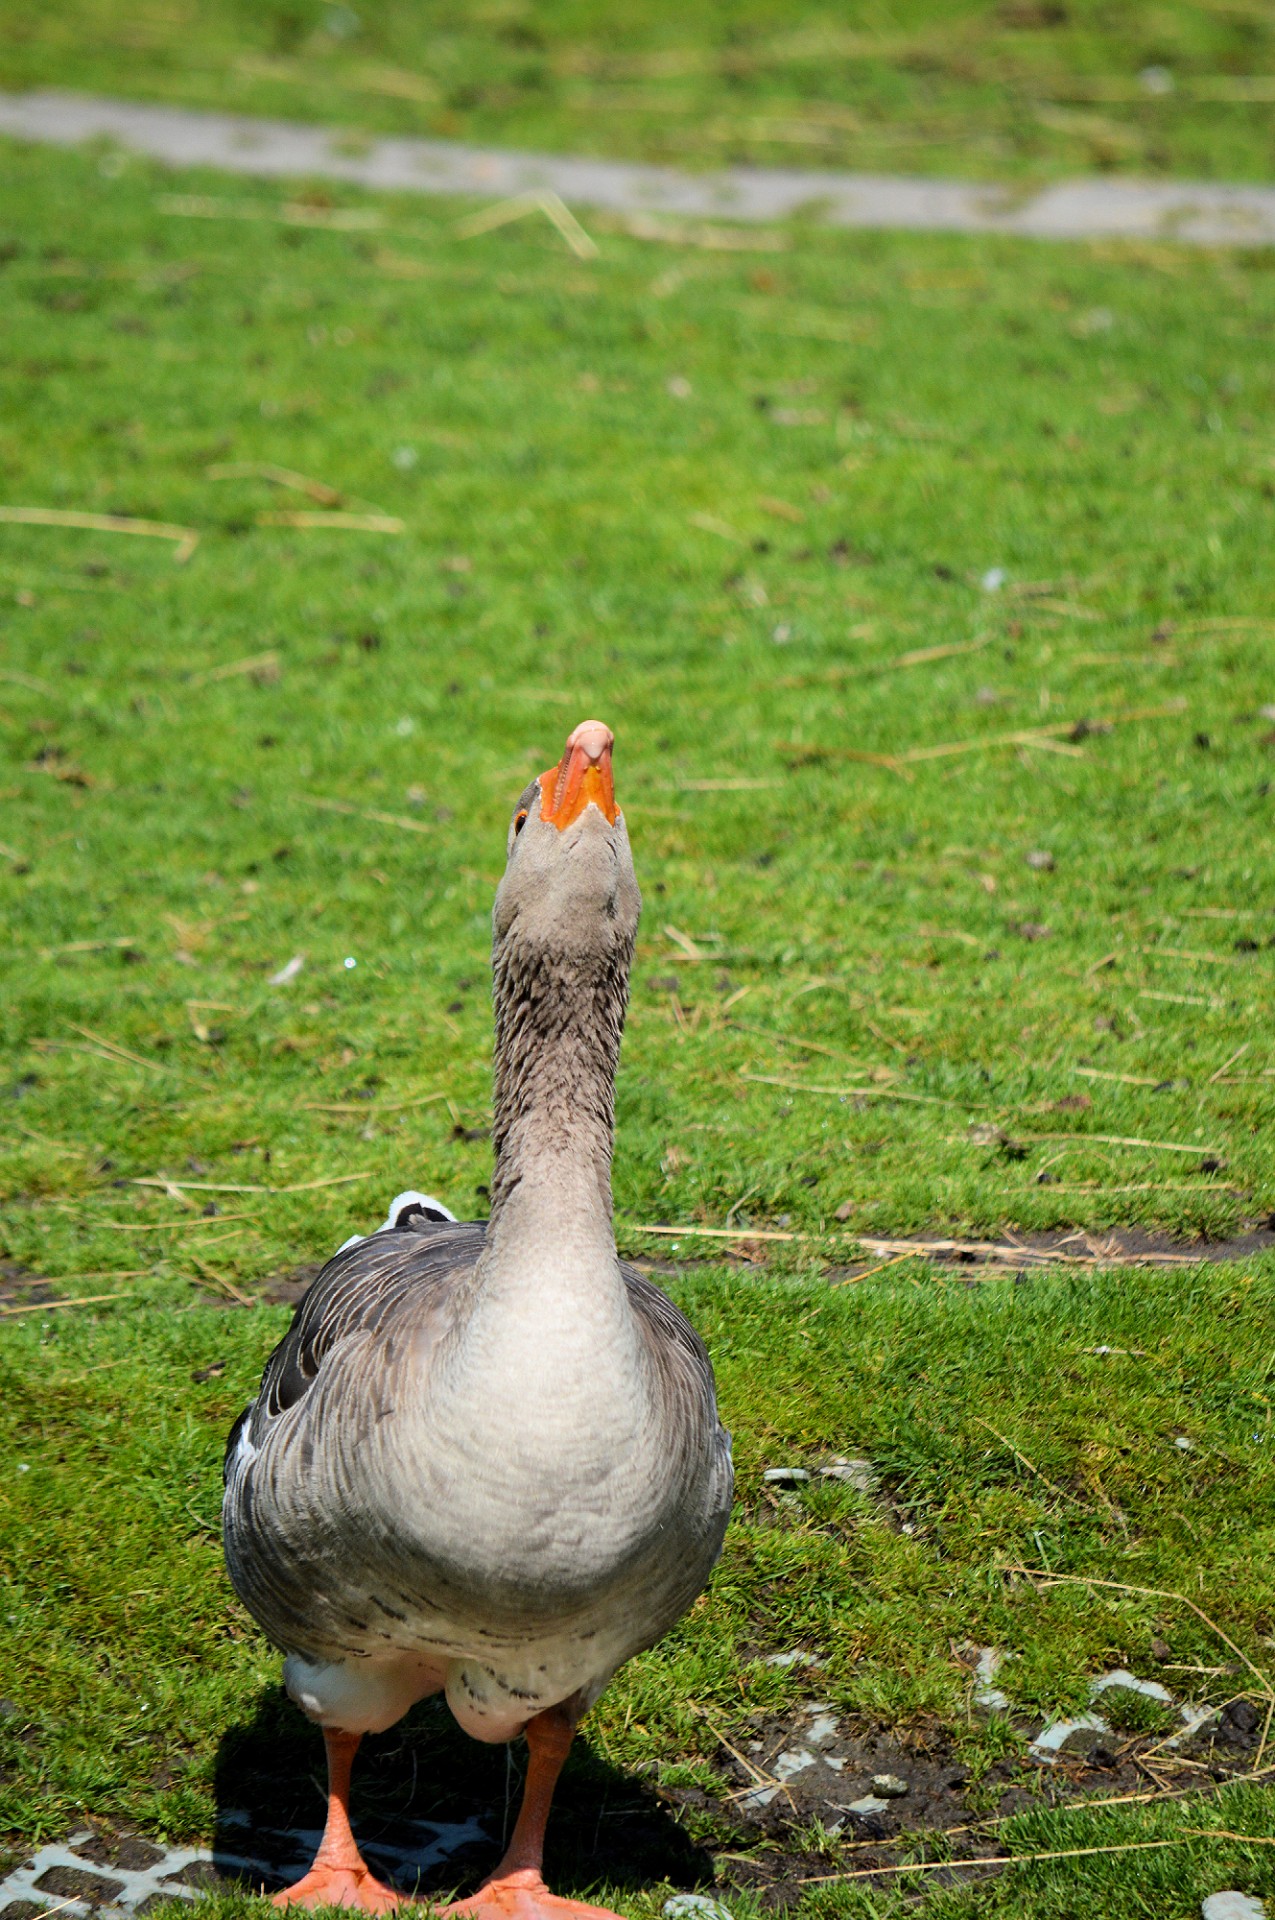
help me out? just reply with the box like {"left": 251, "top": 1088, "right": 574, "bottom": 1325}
{"left": 488, "top": 722, "right": 640, "bottom": 1203}
{"left": 493, "top": 720, "right": 641, "bottom": 969}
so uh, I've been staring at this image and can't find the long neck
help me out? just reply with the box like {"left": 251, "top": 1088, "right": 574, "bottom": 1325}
{"left": 486, "top": 935, "right": 631, "bottom": 1263}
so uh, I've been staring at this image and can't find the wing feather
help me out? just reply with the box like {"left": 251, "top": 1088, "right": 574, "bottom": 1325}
{"left": 225, "top": 1220, "right": 485, "bottom": 1474}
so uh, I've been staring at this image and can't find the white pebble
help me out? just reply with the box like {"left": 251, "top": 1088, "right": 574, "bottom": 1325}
{"left": 820, "top": 1457, "right": 877, "bottom": 1493}
{"left": 1091, "top": 1669, "right": 1173, "bottom": 1705}
{"left": 664, "top": 1898, "right": 732, "bottom": 1920}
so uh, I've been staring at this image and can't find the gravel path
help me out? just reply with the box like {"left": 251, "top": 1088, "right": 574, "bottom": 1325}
{"left": 3, "top": 87, "right": 1274, "bottom": 246}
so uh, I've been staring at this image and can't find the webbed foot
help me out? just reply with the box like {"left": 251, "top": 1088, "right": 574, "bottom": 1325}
{"left": 272, "top": 1862, "right": 401, "bottom": 1912}
{"left": 440, "top": 1868, "right": 619, "bottom": 1920}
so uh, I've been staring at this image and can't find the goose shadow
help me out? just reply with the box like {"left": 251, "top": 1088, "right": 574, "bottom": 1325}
{"left": 208, "top": 1686, "right": 716, "bottom": 1904}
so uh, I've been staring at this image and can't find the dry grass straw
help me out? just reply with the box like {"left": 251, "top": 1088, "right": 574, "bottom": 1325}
{"left": 741, "top": 1070, "right": 955, "bottom": 1106}
{"left": 0, "top": 1290, "right": 134, "bottom": 1318}
{"left": 207, "top": 461, "right": 344, "bottom": 506}
{"left": 190, "top": 1256, "right": 254, "bottom": 1307}
{"left": 1024, "top": 1131, "right": 1225, "bottom": 1155}
{"left": 779, "top": 636, "right": 989, "bottom": 689}
{"left": 813, "top": 1831, "right": 1275, "bottom": 1884}
{"left": 302, "top": 1090, "right": 448, "bottom": 1115}
{"left": 188, "top": 650, "right": 280, "bottom": 686}
{"left": 780, "top": 698, "right": 1188, "bottom": 776}
{"left": 301, "top": 793, "right": 432, "bottom": 834}
{"left": 0, "top": 506, "right": 198, "bottom": 562}
{"left": 131, "top": 1171, "right": 373, "bottom": 1196}
{"left": 257, "top": 510, "right": 404, "bottom": 533}
{"left": 38, "top": 936, "right": 141, "bottom": 958}
{"left": 976, "top": 1416, "right": 1089, "bottom": 1508}
{"left": 604, "top": 209, "right": 790, "bottom": 251}
{"left": 454, "top": 191, "right": 599, "bottom": 260}
{"left": 157, "top": 193, "right": 385, "bottom": 231}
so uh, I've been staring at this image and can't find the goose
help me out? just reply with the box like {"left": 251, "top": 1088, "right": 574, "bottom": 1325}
{"left": 223, "top": 721, "right": 734, "bottom": 1919}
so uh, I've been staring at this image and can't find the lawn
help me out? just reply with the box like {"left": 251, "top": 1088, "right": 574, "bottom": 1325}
{"left": 1, "top": 120, "right": 1274, "bottom": 1918}
{"left": 2, "top": 0, "right": 1275, "bottom": 187}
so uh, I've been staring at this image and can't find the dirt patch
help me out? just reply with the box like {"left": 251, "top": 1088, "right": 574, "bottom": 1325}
{"left": 5, "top": 1212, "right": 1272, "bottom": 1325}
{"left": 0, "top": 1265, "right": 57, "bottom": 1313}
{"left": 73, "top": 1834, "right": 165, "bottom": 1873}
{"left": 672, "top": 1699, "right": 1264, "bottom": 1902}
{"left": 829, "top": 1218, "right": 1275, "bottom": 1282}
{"left": 257, "top": 1263, "right": 324, "bottom": 1307}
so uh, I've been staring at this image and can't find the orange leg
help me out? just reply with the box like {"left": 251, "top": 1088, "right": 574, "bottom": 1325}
{"left": 440, "top": 1708, "right": 620, "bottom": 1920}
{"left": 273, "top": 1727, "right": 400, "bottom": 1912}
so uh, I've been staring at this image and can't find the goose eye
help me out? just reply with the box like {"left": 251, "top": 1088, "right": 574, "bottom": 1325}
{"left": 512, "top": 809, "right": 528, "bottom": 837}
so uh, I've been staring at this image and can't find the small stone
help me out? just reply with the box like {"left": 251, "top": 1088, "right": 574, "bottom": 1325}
{"left": 973, "top": 1646, "right": 1011, "bottom": 1712}
{"left": 1029, "top": 1713, "right": 1109, "bottom": 1763}
{"left": 1025, "top": 849, "right": 1055, "bottom": 871}
{"left": 1222, "top": 1698, "right": 1261, "bottom": 1737}
{"left": 1151, "top": 1637, "right": 1173, "bottom": 1662}
{"left": 33, "top": 1867, "right": 126, "bottom": 1903}
{"left": 1175, "top": 1436, "right": 1195, "bottom": 1451}
{"left": 872, "top": 1773, "right": 909, "bottom": 1798}
{"left": 1177, "top": 1703, "right": 1220, "bottom": 1741}
{"left": 764, "top": 1466, "right": 810, "bottom": 1486}
{"left": 1091, "top": 1668, "right": 1173, "bottom": 1705}
{"left": 1202, "top": 1895, "right": 1267, "bottom": 1920}
{"left": 820, "top": 1457, "right": 877, "bottom": 1494}
{"left": 268, "top": 953, "right": 305, "bottom": 987}
{"left": 664, "top": 1895, "right": 732, "bottom": 1920}
{"left": 1059, "top": 1723, "right": 1108, "bottom": 1759}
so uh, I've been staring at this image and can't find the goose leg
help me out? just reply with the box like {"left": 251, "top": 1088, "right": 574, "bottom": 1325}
{"left": 441, "top": 1707, "right": 620, "bottom": 1920}
{"left": 274, "top": 1727, "right": 400, "bottom": 1912}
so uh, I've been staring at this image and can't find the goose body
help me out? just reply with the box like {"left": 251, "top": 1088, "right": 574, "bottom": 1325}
{"left": 222, "top": 722, "right": 732, "bottom": 1917}
{"left": 224, "top": 1215, "right": 730, "bottom": 1744}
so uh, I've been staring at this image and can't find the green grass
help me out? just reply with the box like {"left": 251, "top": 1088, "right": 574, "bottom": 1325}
{"left": 2, "top": 0, "right": 1275, "bottom": 186}
{"left": 1, "top": 131, "right": 1275, "bottom": 1917}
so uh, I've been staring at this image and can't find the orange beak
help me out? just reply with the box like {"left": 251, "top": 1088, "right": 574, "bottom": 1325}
{"left": 539, "top": 719, "right": 618, "bottom": 830}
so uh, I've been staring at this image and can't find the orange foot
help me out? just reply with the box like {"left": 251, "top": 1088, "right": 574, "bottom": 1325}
{"left": 272, "top": 1863, "right": 402, "bottom": 1912}
{"left": 440, "top": 1868, "right": 621, "bottom": 1920}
